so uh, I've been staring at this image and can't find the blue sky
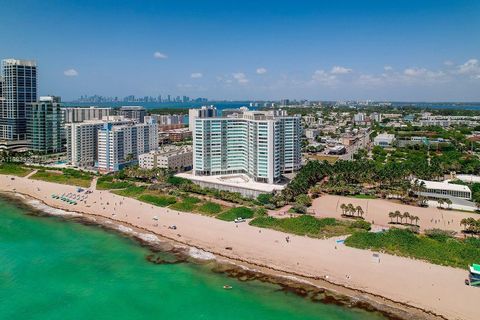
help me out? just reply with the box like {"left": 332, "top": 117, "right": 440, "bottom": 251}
{"left": 1, "top": 0, "right": 479, "bottom": 101}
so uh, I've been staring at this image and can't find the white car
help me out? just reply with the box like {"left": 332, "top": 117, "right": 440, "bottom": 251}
{"left": 234, "top": 218, "right": 246, "bottom": 223}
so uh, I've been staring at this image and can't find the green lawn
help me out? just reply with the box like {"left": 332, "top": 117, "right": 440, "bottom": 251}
{"left": 112, "top": 185, "right": 147, "bottom": 197}
{"left": 344, "top": 228, "right": 480, "bottom": 269}
{"left": 217, "top": 207, "right": 254, "bottom": 221}
{"left": 349, "top": 194, "right": 377, "bottom": 199}
{"left": 0, "top": 163, "right": 32, "bottom": 177}
{"left": 197, "top": 201, "right": 223, "bottom": 215}
{"left": 96, "top": 175, "right": 134, "bottom": 190}
{"left": 249, "top": 215, "right": 371, "bottom": 238}
{"left": 138, "top": 194, "right": 177, "bottom": 207}
{"left": 31, "top": 169, "right": 92, "bottom": 188}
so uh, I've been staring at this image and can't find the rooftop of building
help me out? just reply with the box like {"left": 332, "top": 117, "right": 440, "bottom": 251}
{"left": 119, "top": 106, "right": 146, "bottom": 110}
{"left": 62, "top": 106, "right": 111, "bottom": 110}
{"left": 375, "top": 133, "right": 395, "bottom": 139}
{"left": 2, "top": 58, "right": 37, "bottom": 67}
{"left": 196, "top": 107, "right": 299, "bottom": 121}
{"left": 176, "top": 172, "right": 286, "bottom": 193}
{"left": 416, "top": 179, "right": 471, "bottom": 193}
{"left": 141, "top": 145, "right": 192, "bottom": 156}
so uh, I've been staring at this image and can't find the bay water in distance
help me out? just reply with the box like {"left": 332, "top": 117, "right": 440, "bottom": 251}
{"left": 0, "top": 198, "right": 386, "bottom": 320}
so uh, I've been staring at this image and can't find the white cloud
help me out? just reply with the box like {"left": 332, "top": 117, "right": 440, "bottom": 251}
{"left": 191, "top": 72, "right": 203, "bottom": 79}
{"left": 153, "top": 51, "right": 168, "bottom": 59}
{"left": 330, "top": 66, "right": 352, "bottom": 74}
{"left": 403, "top": 67, "right": 445, "bottom": 81}
{"left": 232, "top": 72, "right": 249, "bottom": 84}
{"left": 443, "top": 60, "right": 454, "bottom": 66}
{"left": 384, "top": 65, "right": 393, "bottom": 71}
{"left": 311, "top": 69, "right": 337, "bottom": 85}
{"left": 457, "top": 59, "right": 479, "bottom": 75}
{"left": 256, "top": 67, "right": 267, "bottom": 74}
{"left": 404, "top": 67, "right": 427, "bottom": 77}
{"left": 64, "top": 69, "right": 78, "bottom": 77}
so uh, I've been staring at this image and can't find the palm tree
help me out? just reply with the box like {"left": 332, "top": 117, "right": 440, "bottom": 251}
{"left": 388, "top": 211, "right": 395, "bottom": 224}
{"left": 347, "top": 203, "right": 355, "bottom": 217}
{"left": 340, "top": 203, "right": 347, "bottom": 216}
{"left": 460, "top": 218, "right": 468, "bottom": 231}
{"left": 356, "top": 205, "right": 364, "bottom": 218}
{"left": 437, "top": 198, "right": 444, "bottom": 209}
{"left": 413, "top": 215, "right": 419, "bottom": 226}
{"left": 444, "top": 198, "right": 452, "bottom": 210}
{"left": 403, "top": 212, "right": 410, "bottom": 225}
{"left": 394, "top": 210, "right": 401, "bottom": 224}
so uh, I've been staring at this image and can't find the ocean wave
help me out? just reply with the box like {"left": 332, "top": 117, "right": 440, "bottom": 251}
{"left": 137, "top": 233, "right": 160, "bottom": 243}
{"left": 188, "top": 247, "right": 216, "bottom": 260}
{"left": 26, "top": 199, "right": 82, "bottom": 217}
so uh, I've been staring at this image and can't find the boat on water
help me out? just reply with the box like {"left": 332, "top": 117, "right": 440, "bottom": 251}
{"left": 223, "top": 285, "right": 232, "bottom": 290}
{"left": 466, "top": 264, "right": 480, "bottom": 287}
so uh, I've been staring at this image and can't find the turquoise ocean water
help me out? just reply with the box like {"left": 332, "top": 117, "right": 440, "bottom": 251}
{"left": 0, "top": 198, "right": 386, "bottom": 320}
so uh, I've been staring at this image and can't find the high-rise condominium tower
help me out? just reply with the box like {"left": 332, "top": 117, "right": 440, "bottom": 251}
{"left": 193, "top": 108, "right": 302, "bottom": 184}
{"left": 0, "top": 59, "right": 37, "bottom": 140}
{"left": 27, "top": 96, "right": 63, "bottom": 154}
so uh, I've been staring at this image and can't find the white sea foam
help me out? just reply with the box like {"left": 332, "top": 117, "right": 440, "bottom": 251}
{"left": 188, "top": 247, "right": 216, "bottom": 260}
{"left": 26, "top": 199, "right": 82, "bottom": 217}
{"left": 137, "top": 233, "right": 160, "bottom": 243}
{"left": 116, "top": 225, "right": 133, "bottom": 234}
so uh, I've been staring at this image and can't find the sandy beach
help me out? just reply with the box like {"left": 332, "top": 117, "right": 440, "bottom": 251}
{"left": 1, "top": 174, "right": 479, "bottom": 320}
{"left": 312, "top": 194, "right": 480, "bottom": 233}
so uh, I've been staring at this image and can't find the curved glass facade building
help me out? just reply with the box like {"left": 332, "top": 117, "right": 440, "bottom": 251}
{"left": 193, "top": 109, "right": 301, "bottom": 184}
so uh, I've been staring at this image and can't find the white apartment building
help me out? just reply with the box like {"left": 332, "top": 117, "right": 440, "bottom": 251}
{"left": 193, "top": 108, "right": 302, "bottom": 184}
{"left": 418, "top": 115, "right": 479, "bottom": 127}
{"left": 147, "top": 114, "right": 187, "bottom": 126}
{"left": 66, "top": 117, "right": 132, "bottom": 168}
{"left": 63, "top": 107, "right": 111, "bottom": 123}
{"left": 188, "top": 105, "right": 217, "bottom": 131}
{"left": 138, "top": 145, "right": 192, "bottom": 171}
{"left": 97, "top": 118, "right": 158, "bottom": 172}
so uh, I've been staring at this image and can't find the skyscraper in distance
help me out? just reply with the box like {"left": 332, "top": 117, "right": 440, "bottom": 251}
{"left": 0, "top": 59, "right": 37, "bottom": 140}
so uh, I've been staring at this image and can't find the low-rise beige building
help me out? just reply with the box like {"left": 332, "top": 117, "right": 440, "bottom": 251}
{"left": 138, "top": 146, "right": 192, "bottom": 172}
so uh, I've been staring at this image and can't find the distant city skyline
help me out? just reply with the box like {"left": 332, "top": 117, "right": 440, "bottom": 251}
{"left": 1, "top": 0, "right": 479, "bottom": 101}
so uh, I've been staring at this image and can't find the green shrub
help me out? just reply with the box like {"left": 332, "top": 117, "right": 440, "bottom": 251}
{"left": 138, "top": 194, "right": 176, "bottom": 207}
{"left": 167, "top": 176, "right": 191, "bottom": 186}
{"left": 217, "top": 207, "right": 254, "bottom": 221}
{"left": 169, "top": 201, "right": 196, "bottom": 212}
{"left": 351, "top": 220, "right": 371, "bottom": 231}
{"left": 345, "top": 228, "right": 480, "bottom": 269}
{"left": 198, "top": 202, "right": 223, "bottom": 215}
{"left": 113, "top": 186, "right": 146, "bottom": 197}
{"left": 182, "top": 196, "right": 201, "bottom": 205}
{"left": 257, "top": 193, "right": 273, "bottom": 205}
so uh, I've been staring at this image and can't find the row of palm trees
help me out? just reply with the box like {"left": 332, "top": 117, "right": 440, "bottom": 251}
{"left": 388, "top": 211, "right": 420, "bottom": 226}
{"left": 340, "top": 203, "right": 364, "bottom": 219}
{"left": 460, "top": 217, "right": 480, "bottom": 234}
{"left": 436, "top": 198, "right": 453, "bottom": 209}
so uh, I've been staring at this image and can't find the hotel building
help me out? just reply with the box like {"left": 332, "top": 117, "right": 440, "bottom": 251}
{"left": 97, "top": 118, "right": 158, "bottom": 172}
{"left": 193, "top": 109, "right": 302, "bottom": 184}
